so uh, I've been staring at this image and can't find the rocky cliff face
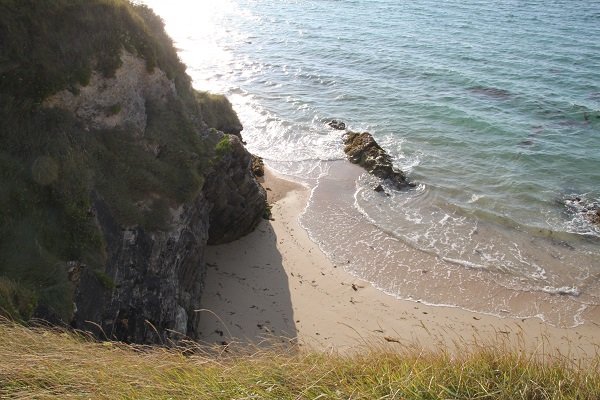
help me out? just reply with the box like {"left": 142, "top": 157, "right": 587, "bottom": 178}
{"left": 204, "top": 135, "right": 267, "bottom": 245}
{"left": 43, "top": 52, "right": 176, "bottom": 134}
{"left": 71, "top": 190, "right": 211, "bottom": 343}
{"left": 0, "top": 0, "right": 266, "bottom": 343}
{"left": 60, "top": 55, "right": 266, "bottom": 344}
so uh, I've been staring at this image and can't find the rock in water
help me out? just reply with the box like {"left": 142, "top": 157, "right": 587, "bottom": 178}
{"left": 566, "top": 197, "right": 600, "bottom": 227}
{"left": 328, "top": 120, "right": 346, "bottom": 130}
{"left": 591, "top": 209, "right": 600, "bottom": 225}
{"left": 343, "top": 131, "right": 412, "bottom": 189}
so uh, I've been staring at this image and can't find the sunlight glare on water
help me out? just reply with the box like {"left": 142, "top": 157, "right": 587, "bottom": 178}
{"left": 137, "top": 0, "right": 240, "bottom": 91}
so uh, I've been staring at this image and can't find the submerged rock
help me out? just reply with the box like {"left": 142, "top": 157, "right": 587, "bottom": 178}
{"left": 343, "top": 131, "right": 412, "bottom": 190}
{"left": 328, "top": 120, "right": 346, "bottom": 130}
{"left": 468, "top": 86, "right": 511, "bottom": 99}
{"left": 590, "top": 209, "right": 600, "bottom": 225}
{"left": 565, "top": 197, "right": 600, "bottom": 227}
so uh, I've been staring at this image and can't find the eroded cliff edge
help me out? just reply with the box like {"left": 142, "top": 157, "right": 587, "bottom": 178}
{"left": 0, "top": 0, "right": 265, "bottom": 343}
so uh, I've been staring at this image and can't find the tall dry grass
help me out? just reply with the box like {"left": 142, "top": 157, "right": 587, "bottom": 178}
{"left": 1, "top": 318, "right": 599, "bottom": 399}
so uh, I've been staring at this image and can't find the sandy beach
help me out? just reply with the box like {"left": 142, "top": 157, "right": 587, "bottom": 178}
{"left": 198, "top": 167, "right": 600, "bottom": 360}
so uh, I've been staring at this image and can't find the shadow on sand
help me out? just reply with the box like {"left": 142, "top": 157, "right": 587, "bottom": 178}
{"left": 196, "top": 219, "right": 297, "bottom": 347}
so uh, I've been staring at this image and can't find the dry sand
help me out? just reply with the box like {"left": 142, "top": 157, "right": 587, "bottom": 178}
{"left": 198, "top": 168, "right": 600, "bottom": 360}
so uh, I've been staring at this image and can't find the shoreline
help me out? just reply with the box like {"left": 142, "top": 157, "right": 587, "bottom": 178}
{"left": 198, "top": 167, "right": 600, "bottom": 360}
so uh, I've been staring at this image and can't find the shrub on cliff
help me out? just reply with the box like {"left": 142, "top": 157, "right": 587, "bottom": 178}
{"left": 195, "top": 91, "right": 243, "bottom": 137}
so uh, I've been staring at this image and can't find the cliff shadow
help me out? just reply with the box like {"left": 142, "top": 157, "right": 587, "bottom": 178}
{"left": 196, "top": 219, "right": 297, "bottom": 347}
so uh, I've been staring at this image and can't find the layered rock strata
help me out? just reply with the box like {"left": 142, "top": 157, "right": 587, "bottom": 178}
{"left": 204, "top": 135, "right": 267, "bottom": 245}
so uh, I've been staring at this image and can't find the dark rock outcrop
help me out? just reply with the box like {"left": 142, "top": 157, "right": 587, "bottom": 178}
{"left": 204, "top": 135, "right": 267, "bottom": 245}
{"left": 68, "top": 117, "right": 265, "bottom": 344}
{"left": 566, "top": 197, "right": 600, "bottom": 227}
{"left": 72, "top": 189, "right": 210, "bottom": 343}
{"left": 71, "top": 135, "right": 266, "bottom": 344}
{"left": 590, "top": 209, "right": 600, "bottom": 225}
{"left": 71, "top": 132, "right": 266, "bottom": 343}
{"left": 251, "top": 155, "right": 265, "bottom": 177}
{"left": 343, "top": 131, "right": 412, "bottom": 189}
{"left": 329, "top": 120, "right": 346, "bottom": 130}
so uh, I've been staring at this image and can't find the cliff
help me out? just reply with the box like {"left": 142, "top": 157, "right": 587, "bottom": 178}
{"left": 0, "top": 0, "right": 266, "bottom": 343}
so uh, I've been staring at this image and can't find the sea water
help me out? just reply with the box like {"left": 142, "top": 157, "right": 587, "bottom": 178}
{"left": 140, "top": 0, "right": 600, "bottom": 327}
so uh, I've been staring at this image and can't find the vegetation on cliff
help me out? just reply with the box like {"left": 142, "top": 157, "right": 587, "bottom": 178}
{"left": 0, "top": 320, "right": 598, "bottom": 399}
{"left": 195, "top": 91, "right": 243, "bottom": 137}
{"left": 0, "top": 0, "right": 190, "bottom": 103}
{"left": 0, "top": 0, "right": 241, "bottom": 323}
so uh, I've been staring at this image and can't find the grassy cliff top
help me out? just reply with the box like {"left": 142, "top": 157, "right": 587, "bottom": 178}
{"left": 0, "top": 0, "right": 190, "bottom": 104}
{"left": 0, "top": 320, "right": 599, "bottom": 399}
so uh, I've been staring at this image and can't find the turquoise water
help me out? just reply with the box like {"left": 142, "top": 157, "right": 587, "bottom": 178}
{"left": 142, "top": 0, "right": 600, "bottom": 327}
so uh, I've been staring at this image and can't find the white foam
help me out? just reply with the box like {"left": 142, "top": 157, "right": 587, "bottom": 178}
{"left": 559, "top": 193, "right": 600, "bottom": 238}
{"left": 541, "top": 286, "right": 581, "bottom": 297}
{"left": 468, "top": 194, "right": 483, "bottom": 203}
{"left": 441, "top": 257, "right": 486, "bottom": 270}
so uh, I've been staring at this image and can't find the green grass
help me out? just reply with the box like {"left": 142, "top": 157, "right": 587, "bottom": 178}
{"left": 0, "top": 319, "right": 599, "bottom": 399}
{"left": 0, "top": 0, "right": 233, "bottom": 322}
{"left": 215, "top": 134, "right": 232, "bottom": 159}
